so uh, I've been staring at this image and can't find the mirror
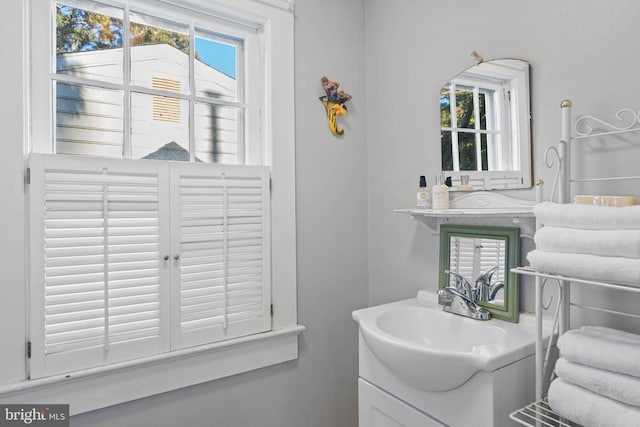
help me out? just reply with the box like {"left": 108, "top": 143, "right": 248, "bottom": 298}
{"left": 438, "top": 224, "right": 520, "bottom": 322}
{"left": 440, "top": 59, "right": 532, "bottom": 191}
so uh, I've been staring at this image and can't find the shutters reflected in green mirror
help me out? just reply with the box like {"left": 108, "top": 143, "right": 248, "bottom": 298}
{"left": 439, "top": 225, "right": 520, "bottom": 322}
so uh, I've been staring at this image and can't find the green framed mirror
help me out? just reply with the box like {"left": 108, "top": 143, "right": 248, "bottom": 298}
{"left": 438, "top": 224, "right": 520, "bottom": 322}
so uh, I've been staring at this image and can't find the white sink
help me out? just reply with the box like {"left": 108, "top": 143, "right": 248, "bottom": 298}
{"left": 353, "top": 291, "right": 548, "bottom": 392}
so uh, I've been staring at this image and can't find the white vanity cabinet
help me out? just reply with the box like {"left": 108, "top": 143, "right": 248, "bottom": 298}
{"left": 358, "top": 379, "right": 445, "bottom": 427}
{"left": 357, "top": 333, "right": 536, "bottom": 427}
{"left": 354, "top": 293, "right": 547, "bottom": 427}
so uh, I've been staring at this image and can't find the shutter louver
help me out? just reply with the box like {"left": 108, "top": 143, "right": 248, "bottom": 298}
{"left": 29, "top": 155, "right": 170, "bottom": 379}
{"left": 478, "top": 238, "right": 506, "bottom": 282}
{"left": 173, "top": 164, "right": 271, "bottom": 349}
{"left": 449, "top": 236, "right": 506, "bottom": 287}
{"left": 449, "top": 237, "right": 477, "bottom": 287}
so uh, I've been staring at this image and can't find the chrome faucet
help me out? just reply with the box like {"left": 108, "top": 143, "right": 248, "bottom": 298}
{"left": 475, "top": 266, "right": 504, "bottom": 303}
{"left": 438, "top": 270, "right": 491, "bottom": 320}
{"left": 447, "top": 271, "right": 474, "bottom": 299}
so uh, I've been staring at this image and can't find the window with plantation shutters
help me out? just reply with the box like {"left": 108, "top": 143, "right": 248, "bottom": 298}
{"left": 18, "top": 0, "right": 297, "bottom": 410}
{"left": 448, "top": 236, "right": 506, "bottom": 287}
{"left": 29, "top": 154, "right": 271, "bottom": 378}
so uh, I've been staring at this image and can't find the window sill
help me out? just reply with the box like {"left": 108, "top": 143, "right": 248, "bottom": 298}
{"left": 0, "top": 325, "right": 305, "bottom": 415}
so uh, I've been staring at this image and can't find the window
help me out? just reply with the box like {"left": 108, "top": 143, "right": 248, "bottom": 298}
{"left": 31, "top": 0, "right": 269, "bottom": 378}
{"left": 49, "top": 0, "right": 254, "bottom": 165}
{"left": 440, "top": 81, "right": 504, "bottom": 172}
{"left": 10, "top": 0, "right": 298, "bottom": 411}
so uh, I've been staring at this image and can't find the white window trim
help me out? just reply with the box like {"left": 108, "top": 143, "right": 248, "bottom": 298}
{"left": 0, "top": 325, "right": 304, "bottom": 415}
{"left": 0, "top": 0, "right": 299, "bottom": 414}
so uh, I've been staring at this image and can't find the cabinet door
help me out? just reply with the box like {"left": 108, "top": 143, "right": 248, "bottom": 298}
{"left": 359, "top": 379, "right": 445, "bottom": 427}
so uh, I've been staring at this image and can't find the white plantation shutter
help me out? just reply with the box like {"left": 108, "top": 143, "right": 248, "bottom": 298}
{"left": 449, "top": 236, "right": 476, "bottom": 286}
{"left": 449, "top": 237, "right": 505, "bottom": 286}
{"left": 171, "top": 163, "right": 271, "bottom": 349}
{"left": 478, "top": 238, "right": 506, "bottom": 282}
{"left": 29, "top": 154, "right": 171, "bottom": 379}
{"left": 29, "top": 155, "right": 271, "bottom": 378}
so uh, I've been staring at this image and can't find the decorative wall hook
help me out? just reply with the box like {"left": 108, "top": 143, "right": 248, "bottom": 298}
{"left": 470, "top": 50, "right": 484, "bottom": 65}
{"left": 320, "top": 76, "right": 352, "bottom": 136}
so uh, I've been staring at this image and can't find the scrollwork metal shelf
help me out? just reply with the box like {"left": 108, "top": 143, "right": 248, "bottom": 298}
{"left": 508, "top": 100, "right": 640, "bottom": 427}
{"left": 509, "top": 266, "right": 640, "bottom": 427}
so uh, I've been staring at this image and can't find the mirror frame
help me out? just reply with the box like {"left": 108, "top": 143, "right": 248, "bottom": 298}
{"left": 440, "top": 59, "right": 533, "bottom": 191}
{"left": 438, "top": 224, "right": 520, "bottom": 322}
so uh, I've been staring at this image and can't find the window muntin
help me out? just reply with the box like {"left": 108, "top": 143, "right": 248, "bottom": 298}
{"left": 56, "top": 1, "right": 124, "bottom": 83}
{"left": 440, "top": 82, "right": 501, "bottom": 172}
{"left": 51, "top": 0, "right": 250, "bottom": 165}
{"left": 55, "top": 82, "right": 125, "bottom": 158}
{"left": 131, "top": 92, "right": 190, "bottom": 159}
{"left": 194, "top": 103, "right": 241, "bottom": 164}
{"left": 129, "top": 13, "right": 190, "bottom": 94}
{"left": 195, "top": 30, "right": 241, "bottom": 102}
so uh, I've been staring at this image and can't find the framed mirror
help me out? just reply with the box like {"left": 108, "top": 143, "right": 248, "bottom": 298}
{"left": 440, "top": 59, "right": 532, "bottom": 191}
{"left": 438, "top": 224, "right": 520, "bottom": 322}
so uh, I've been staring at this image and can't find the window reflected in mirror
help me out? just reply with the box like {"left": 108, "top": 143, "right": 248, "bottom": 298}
{"left": 439, "top": 59, "right": 532, "bottom": 191}
{"left": 439, "top": 224, "right": 520, "bottom": 322}
{"left": 440, "top": 86, "right": 491, "bottom": 172}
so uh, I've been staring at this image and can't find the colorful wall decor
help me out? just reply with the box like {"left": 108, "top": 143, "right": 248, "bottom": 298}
{"left": 320, "top": 76, "right": 352, "bottom": 136}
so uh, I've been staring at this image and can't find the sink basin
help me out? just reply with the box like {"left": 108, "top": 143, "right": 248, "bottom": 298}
{"left": 376, "top": 306, "right": 506, "bottom": 350}
{"left": 353, "top": 291, "right": 547, "bottom": 392}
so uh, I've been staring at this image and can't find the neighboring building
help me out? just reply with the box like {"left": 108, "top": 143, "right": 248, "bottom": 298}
{"left": 56, "top": 44, "right": 239, "bottom": 164}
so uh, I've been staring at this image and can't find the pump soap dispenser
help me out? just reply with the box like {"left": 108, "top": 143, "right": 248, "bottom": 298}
{"left": 417, "top": 175, "right": 431, "bottom": 208}
{"left": 432, "top": 173, "right": 450, "bottom": 209}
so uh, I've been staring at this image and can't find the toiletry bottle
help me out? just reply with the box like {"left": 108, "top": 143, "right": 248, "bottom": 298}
{"left": 432, "top": 173, "right": 449, "bottom": 209}
{"left": 459, "top": 175, "right": 473, "bottom": 191}
{"left": 417, "top": 175, "right": 431, "bottom": 208}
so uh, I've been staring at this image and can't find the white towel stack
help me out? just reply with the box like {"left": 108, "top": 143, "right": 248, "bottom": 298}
{"left": 548, "top": 326, "right": 640, "bottom": 427}
{"left": 527, "top": 202, "right": 640, "bottom": 286}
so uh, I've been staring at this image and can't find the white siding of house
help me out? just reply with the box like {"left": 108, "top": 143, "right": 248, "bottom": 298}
{"left": 55, "top": 44, "right": 240, "bottom": 163}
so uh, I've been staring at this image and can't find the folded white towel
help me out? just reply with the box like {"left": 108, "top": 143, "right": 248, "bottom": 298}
{"left": 548, "top": 378, "right": 640, "bottom": 427}
{"left": 557, "top": 326, "right": 640, "bottom": 377}
{"left": 527, "top": 249, "right": 640, "bottom": 287}
{"left": 580, "top": 325, "right": 640, "bottom": 346}
{"left": 535, "top": 226, "right": 640, "bottom": 258}
{"left": 534, "top": 201, "right": 640, "bottom": 229}
{"left": 555, "top": 358, "right": 640, "bottom": 407}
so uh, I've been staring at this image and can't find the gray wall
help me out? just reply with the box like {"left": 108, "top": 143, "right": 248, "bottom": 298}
{"left": 71, "top": 0, "right": 368, "bottom": 426}
{"left": 8, "top": 0, "right": 640, "bottom": 426}
{"left": 366, "top": 0, "right": 640, "bottom": 319}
